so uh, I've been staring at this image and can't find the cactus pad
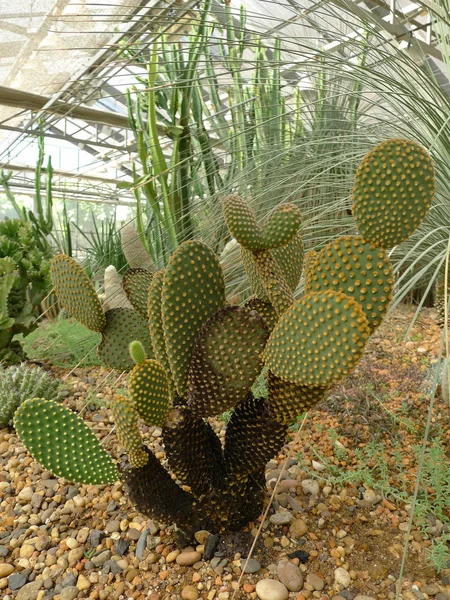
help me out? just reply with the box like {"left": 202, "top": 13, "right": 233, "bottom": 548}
{"left": 252, "top": 251, "right": 294, "bottom": 316}
{"left": 14, "top": 398, "right": 118, "bottom": 484}
{"left": 110, "top": 395, "right": 148, "bottom": 468}
{"left": 98, "top": 308, "right": 153, "bottom": 371}
{"left": 163, "top": 407, "right": 225, "bottom": 497}
{"left": 122, "top": 268, "right": 153, "bottom": 319}
{"left": 129, "top": 359, "right": 170, "bottom": 426}
{"left": 305, "top": 235, "right": 394, "bottom": 333}
{"left": 162, "top": 241, "right": 225, "bottom": 396}
{"left": 272, "top": 231, "right": 304, "bottom": 292}
{"left": 262, "top": 203, "right": 302, "bottom": 249}
{"left": 148, "top": 270, "right": 174, "bottom": 390}
{"left": 352, "top": 138, "right": 435, "bottom": 248}
{"left": 224, "top": 395, "right": 287, "bottom": 476}
{"left": 303, "top": 249, "right": 319, "bottom": 288}
{"left": 187, "top": 306, "right": 269, "bottom": 417}
{"left": 244, "top": 297, "right": 278, "bottom": 332}
{"left": 51, "top": 254, "right": 105, "bottom": 332}
{"left": 268, "top": 371, "right": 329, "bottom": 424}
{"left": 264, "top": 290, "right": 370, "bottom": 386}
{"left": 129, "top": 340, "right": 147, "bottom": 365}
{"left": 223, "top": 194, "right": 265, "bottom": 250}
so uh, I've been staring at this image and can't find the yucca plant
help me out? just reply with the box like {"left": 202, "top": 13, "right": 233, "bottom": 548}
{"left": 14, "top": 139, "right": 435, "bottom": 539}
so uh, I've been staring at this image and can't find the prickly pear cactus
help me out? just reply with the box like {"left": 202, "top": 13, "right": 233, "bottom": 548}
{"left": 14, "top": 139, "right": 435, "bottom": 537}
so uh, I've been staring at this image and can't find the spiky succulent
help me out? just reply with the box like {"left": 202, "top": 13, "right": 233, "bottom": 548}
{"left": 0, "top": 364, "right": 60, "bottom": 427}
{"left": 13, "top": 139, "right": 435, "bottom": 536}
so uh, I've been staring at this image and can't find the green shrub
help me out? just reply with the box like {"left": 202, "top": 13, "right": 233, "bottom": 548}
{"left": 0, "top": 363, "right": 60, "bottom": 427}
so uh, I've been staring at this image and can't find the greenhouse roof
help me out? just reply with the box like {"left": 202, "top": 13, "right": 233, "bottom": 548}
{"left": 0, "top": 0, "right": 446, "bottom": 204}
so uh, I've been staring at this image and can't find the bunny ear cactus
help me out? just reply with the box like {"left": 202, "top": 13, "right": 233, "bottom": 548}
{"left": 15, "top": 139, "right": 435, "bottom": 539}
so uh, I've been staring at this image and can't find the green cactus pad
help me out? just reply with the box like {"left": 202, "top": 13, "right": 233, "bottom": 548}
{"left": 14, "top": 398, "right": 118, "bottom": 484}
{"left": 129, "top": 359, "right": 170, "bottom": 427}
{"left": 264, "top": 290, "right": 370, "bottom": 386}
{"left": 162, "top": 241, "right": 225, "bottom": 396}
{"left": 51, "top": 254, "right": 105, "bottom": 332}
{"left": 224, "top": 395, "right": 287, "bottom": 476}
{"left": 110, "top": 395, "right": 148, "bottom": 468}
{"left": 303, "top": 249, "right": 319, "bottom": 288}
{"left": 252, "top": 251, "right": 294, "bottom": 316}
{"left": 352, "top": 138, "right": 435, "bottom": 248}
{"left": 241, "top": 232, "right": 303, "bottom": 301}
{"left": 129, "top": 340, "right": 147, "bottom": 365}
{"left": 223, "top": 194, "right": 265, "bottom": 251}
{"left": 98, "top": 308, "right": 153, "bottom": 371}
{"left": 268, "top": 371, "right": 329, "bottom": 424}
{"left": 148, "top": 270, "right": 174, "bottom": 390}
{"left": 262, "top": 203, "right": 302, "bottom": 250}
{"left": 122, "top": 268, "right": 153, "bottom": 319}
{"left": 187, "top": 306, "right": 269, "bottom": 417}
{"left": 244, "top": 297, "right": 278, "bottom": 332}
{"left": 272, "top": 231, "right": 304, "bottom": 292}
{"left": 305, "top": 235, "right": 394, "bottom": 333}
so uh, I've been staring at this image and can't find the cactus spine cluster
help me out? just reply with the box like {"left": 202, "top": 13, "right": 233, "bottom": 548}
{"left": 14, "top": 139, "right": 435, "bottom": 536}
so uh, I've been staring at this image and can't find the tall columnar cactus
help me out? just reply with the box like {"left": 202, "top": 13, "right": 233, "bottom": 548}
{"left": 14, "top": 139, "right": 435, "bottom": 537}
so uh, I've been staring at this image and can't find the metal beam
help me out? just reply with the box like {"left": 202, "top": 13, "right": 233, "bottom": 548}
{"left": 2, "top": 162, "right": 131, "bottom": 185}
{"left": 0, "top": 123, "right": 136, "bottom": 152}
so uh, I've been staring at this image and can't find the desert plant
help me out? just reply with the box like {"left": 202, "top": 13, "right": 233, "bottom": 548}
{"left": 14, "top": 139, "right": 435, "bottom": 539}
{"left": 0, "top": 219, "right": 53, "bottom": 363}
{"left": 0, "top": 363, "right": 60, "bottom": 427}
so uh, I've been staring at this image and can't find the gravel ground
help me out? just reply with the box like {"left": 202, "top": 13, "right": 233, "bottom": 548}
{"left": 1, "top": 306, "right": 450, "bottom": 600}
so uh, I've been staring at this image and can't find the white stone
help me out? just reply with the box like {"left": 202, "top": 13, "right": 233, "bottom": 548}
{"left": 334, "top": 567, "right": 351, "bottom": 588}
{"left": 256, "top": 579, "right": 289, "bottom": 600}
{"left": 301, "top": 479, "right": 319, "bottom": 495}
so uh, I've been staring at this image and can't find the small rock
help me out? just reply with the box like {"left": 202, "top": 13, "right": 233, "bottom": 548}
{"left": 8, "top": 573, "right": 28, "bottom": 591}
{"left": 18, "top": 487, "right": 34, "bottom": 503}
{"left": 60, "top": 587, "right": 79, "bottom": 600}
{"left": 353, "top": 596, "right": 377, "bottom": 600}
{"left": 0, "top": 565, "right": 14, "bottom": 578}
{"left": 181, "top": 585, "right": 199, "bottom": 600}
{"left": 195, "top": 530, "right": 210, "bottom": 545}
{"left": 106, "top": 520, "right": 120, "bottom": 534}
{"left": 277, "top": 560, "right": 303, "bottom": 592}
{"left": 301, "top": 479, "right": 320, "bottom": 495}
{"left": 255, "top": 579, "right": 289, "bottom": 600}
{"left": 76, "top": 574, "right": 91, "bottom": 591}
{"left": 15, "top": 581, "right": 43, "bottom": 600}
{"left": 136, "top": 528, "right": 150, "bottom": 559}
{"left": 289, "top": 519, "right": 308, "bottom": 537}
{"left": 176, "top": 551, "right": 202, "bottom": 566}
{"left": 103, "top": 559, "right": 123, "bottom": 575}
{"left": 241, "top": 558, "right": 261, "bottom": 574}
{"left": 363, "top": 489, "right": 377, "bottom": 504}
{"left": 114, "top": 539, "right": 130, "bottom": 556}
{"left": 203, "top": 534, "right": 220, "bottom": 561}
{"left": 334, "top": 567, "right": 351, "bottom": 588}
{"left": 87, "top": 530, "right": 104, "bottom": 548}
{"left": 436, "top": 594, "right": 448, "bottom": 600}
{"left": 306, "top": 573, "right": 325, "bottom": 591}
{"left": 270, "top": 511, "right": 293, "bottom": 526}
{"left": 421, "top": 585, "right": 441, "bottom": 596}
{"left": 312, "top": 460, "right": 326, "bottom": 472}
{"left": 61, "top": 574, "right": 77, "bottom": 588}
{"left": 91, "top": 550, "right": 111, "bottom": 567}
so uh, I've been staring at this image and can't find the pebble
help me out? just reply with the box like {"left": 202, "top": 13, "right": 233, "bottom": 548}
{"left": 301, "top": 479, "right": 320, "bottom": 495}
{"left": 176, "top": 551, "right": 202, "bottom": 566}
{"left": 334, "top": 567, "right": 351, "bottom": 588}
{"left": 0, "top": 565, "right": 14, "bottom": 578}
{"left": 421, "top": 585, "right": 441, "bottom": 596}
{"left": 87, "top": 530, "right": 104, "bottom": 548}
{"left": 181, "top": 586, "right": 199, "bottom": 600}
{"left": 114, "top": 539, "right": 130, "bottom": 556}
{"left": 16, "top": 581, "right": 43, "bottom": 600}
{"left": 18, "top": 487, "right": 34, "bottom": 503}
{"left": 277, "top": 560, "right": 303, "bottom": 592}
{"left": 203, "top": 534, "right": 220, "bottom": 560}
{"left": 289, "top": 519, "right": 308, "bottom": 537}
{"left": 136, "top": 527, "right": 150, "bottom": 559}
{"left": 306, "top": 573, "right": 325, "bottom": 591}
{"left": 241, "top": 558, "right": 261, "bottom": 574}
{"left": 60, "top": 587, "right": 79, "bottom": 600}
{"left": 255, "top": 579, "right": 289, "bottom": 600}
{"left": 77, "top": 574, "right": 91, "bottom": 591}
{"left": 9, "top": 573, "right": 28, "bottom": 591}
{"left": 353, "top": 596, "right": 377, "bottom": 600}
{"left": 270, "top": 511, "right": 293, "bottom": 526}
